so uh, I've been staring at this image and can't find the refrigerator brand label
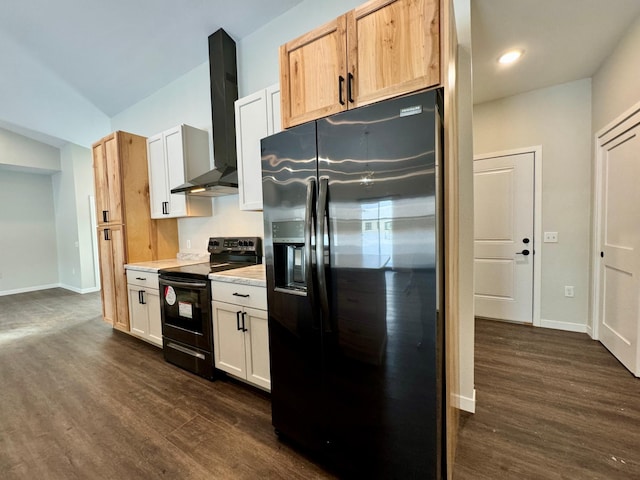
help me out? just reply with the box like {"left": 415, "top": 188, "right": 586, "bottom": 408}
{"left": 400, "top": 105, "right": 422, "bottom": 117}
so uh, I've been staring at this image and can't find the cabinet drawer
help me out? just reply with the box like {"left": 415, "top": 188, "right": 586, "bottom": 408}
{"left": 211, "top": 281, "right": 267, "bottom": 310}
{"left": 126, "top": 270, "right": 159, "bottom": 289}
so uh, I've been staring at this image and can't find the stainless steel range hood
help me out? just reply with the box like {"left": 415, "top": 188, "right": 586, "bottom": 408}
{"left": 171, "top": 29, "right": 239, "bottom": 197}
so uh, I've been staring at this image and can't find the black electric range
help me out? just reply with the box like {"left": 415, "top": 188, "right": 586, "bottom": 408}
{"left": 158, "top": 237, "right": 262, "bottom": 379}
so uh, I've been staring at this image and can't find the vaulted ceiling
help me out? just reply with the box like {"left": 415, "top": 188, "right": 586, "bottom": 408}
{"left": 1, "top": 0, "right": 640, "bottom": 147}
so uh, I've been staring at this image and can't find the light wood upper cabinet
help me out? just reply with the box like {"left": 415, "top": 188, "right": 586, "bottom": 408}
{"left": 147, "top": 124, "right": 212, "bottom": 219}
{"left": 280, "top": 0, "right": 440, "bottom": 129}
{"left": 348, "top": 0, "right": 440, "bottom": 108}
{"left": 235, "top": 83, "right": 281, "bottom": 211}
{"left": 280, "top": 16, "right": 347, "bottom": 128}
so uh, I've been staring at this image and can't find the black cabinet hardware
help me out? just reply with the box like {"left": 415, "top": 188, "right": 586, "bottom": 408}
{"left": 338, "top": 76, "right": 345, "bottom": 105}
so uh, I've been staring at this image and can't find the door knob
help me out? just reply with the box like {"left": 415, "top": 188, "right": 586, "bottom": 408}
{"left": 516, "top": 249, "right": 530, "bottom": 256}
{"left": 523, "top": 238, "right": 530, "bottom": 244}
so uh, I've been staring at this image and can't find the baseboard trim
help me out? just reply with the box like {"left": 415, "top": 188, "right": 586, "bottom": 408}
{"left": 454, "top": 389, "right": 476, "bottom": 413}
{"left": 59, "top": 284, "right": 101, "bottom": 294}
{"left": 540, "top": 318, "right": 588, "bottom": 334}
{"left": 0, "top": 284, "right": 61, "bottom": 297}
{"left": 0, "top": 283, "right": 100, "bottom": 297}
{"left": 586, "top": 324, "right": 594, "bottom": 339}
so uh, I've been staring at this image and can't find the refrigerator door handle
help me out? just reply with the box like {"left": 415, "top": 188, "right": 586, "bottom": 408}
{"left": 305, "top": 178, "right": 317, "bottom": 311}
{"left": 316, "top": 176, "right": 331, "bottom": 332}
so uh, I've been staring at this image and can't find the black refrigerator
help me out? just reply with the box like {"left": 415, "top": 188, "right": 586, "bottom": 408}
{"left": 261, "top": 89, "right": 445, "bottom": 479}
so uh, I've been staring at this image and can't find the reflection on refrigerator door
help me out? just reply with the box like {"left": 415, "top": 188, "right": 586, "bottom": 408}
{"left": 262, "top": 89, "right": 444, "bottom": 479}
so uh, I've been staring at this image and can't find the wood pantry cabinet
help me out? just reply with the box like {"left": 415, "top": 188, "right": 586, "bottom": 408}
{"left": 235, "top": 84, "right": 281, "bottom": 211}
{"left": 211, "top": 281, "right": 270, "bottom": 391}
{"left": 126, "top": 270, "right": 162, "bottom": 347}
{"left": 147, "top": 124, "right": 212, "bottom": 219}
{"left": 92, "top": 131, "right": 179, "bottom": 332}
{"left": 279, "top": 0, "right": 440, "bottom": 129}
{"left": 97, "top": 225, "right": 127, "bottom": 331}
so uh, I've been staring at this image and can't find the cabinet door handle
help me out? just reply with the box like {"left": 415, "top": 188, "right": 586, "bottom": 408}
{"left": 102, "top": 210, "right": 108, "bottom": 223}
{"left": 241, "top": 311, "right": 247, "bottom": 332}
{"left": 104, "top": 228, "right": 111, "bottom": 241}
{"left": 347, "top": 73, "right": 354, "bottom": 103}
{"left": 140, "top": 291, "right": 146, "bottom": 304}
{"left": 236, "top": 311, "right": 243, "bottom": 331}
{"left": 338, "top": 75, "right": 345, "bottom": 106}
{"left": 162, "top": 201, "right": 169, "bottom": 215}
{"left": 232, "top": 292, "right": 250, "bottom": 298}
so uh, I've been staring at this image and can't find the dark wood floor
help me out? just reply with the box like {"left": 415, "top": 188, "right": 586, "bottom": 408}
{"left": 454, "top": 318, "right": 640, "bottom": 480}
{"left": 0, "top": 289, "right": 333, "bottom": 480}
{"left": 2, "top": 289, "right": 639, "bottom": 479}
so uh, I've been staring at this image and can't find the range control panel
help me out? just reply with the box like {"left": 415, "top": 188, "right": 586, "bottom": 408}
{"left": 208, "top": 237, "right": 262, "bottom": 255}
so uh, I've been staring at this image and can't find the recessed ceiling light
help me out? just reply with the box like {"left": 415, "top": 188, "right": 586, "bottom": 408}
{"left": 498, "top": 49, "right": 523, "bottom": 65}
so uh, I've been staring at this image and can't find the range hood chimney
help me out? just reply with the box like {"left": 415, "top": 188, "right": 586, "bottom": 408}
{"left": 171, "top": 28, "right": 239, "bottom": 197}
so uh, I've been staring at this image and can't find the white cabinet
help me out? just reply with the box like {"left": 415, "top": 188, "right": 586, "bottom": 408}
{"left": 147, "top": 124, "right": 213, "bottom": 218}
{"left": 211, "top": 281, "right": 270, "bottom": 390}
{"left": 235, "top": 84, "right": 281, "bottom": 211}
{"left": 126, "top": 269, "right": 162, "bottom": 347}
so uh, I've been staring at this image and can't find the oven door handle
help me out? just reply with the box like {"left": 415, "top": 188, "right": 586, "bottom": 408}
{"left": 160, "top": 278, "right": 208, "bottom": 289}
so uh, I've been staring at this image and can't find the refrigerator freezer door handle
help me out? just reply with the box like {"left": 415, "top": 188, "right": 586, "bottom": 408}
{"left": 305, "top": 178, "right": 317, "bottom": 313}
{"left": 316, "top": 176, "right": 331, "bottom": 332}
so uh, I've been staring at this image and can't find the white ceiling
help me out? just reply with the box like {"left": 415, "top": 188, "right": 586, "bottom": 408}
{"left": 2, "top": 0, "right": 640, "bottom": 146}
{"left": 472, "top": 0, "right": 640, "bottom": 104}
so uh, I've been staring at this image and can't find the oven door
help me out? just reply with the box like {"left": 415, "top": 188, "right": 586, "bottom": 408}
{"left": 158, "top": 275, "right": 212, "bottom": 351}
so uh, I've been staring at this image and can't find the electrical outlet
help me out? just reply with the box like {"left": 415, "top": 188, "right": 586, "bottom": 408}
{"left": 186, "top": 239, "right": 191, "bottom": 249}
{"left": 565, "top": 286, "right": 575, "bottom": 298}
{"left": 544, "top": 232, "right": 558, "bottom": 243}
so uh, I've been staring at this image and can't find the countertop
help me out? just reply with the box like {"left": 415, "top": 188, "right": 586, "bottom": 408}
{"left": 209, "top": 264, "right": 266, "bottom": 287}
{"left": 124, "top": 257, "right": 208, "bottom": 273}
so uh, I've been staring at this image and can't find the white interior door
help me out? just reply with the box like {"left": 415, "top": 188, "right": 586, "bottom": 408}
{"left": 597, "top": 126, "right": 640, "bottom": 376}
{"left": 474, "top": 152, "right": 535, "bottom": 323}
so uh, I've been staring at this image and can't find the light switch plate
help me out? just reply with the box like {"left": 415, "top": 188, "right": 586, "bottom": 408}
{"left": 544, "top": 232, "right": 558, "bottom": 243}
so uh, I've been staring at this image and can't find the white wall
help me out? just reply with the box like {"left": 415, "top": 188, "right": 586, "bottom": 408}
{"left": 473, "top": 78, "right": 592, "bottom": 331}
{"left": 237, "top": 0, "right": 363, "bottom": 96}
{"left": 0, "top": 127, "right": 60, "bottom": 173}
{"left": 592, "top": 14, "right": 640, "bottom": 133}
{"left": 0, "top": 170, "right": 59, "bottom": 294}
{"left": 53, "top": 143, "right": 98, "bottom": 293}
